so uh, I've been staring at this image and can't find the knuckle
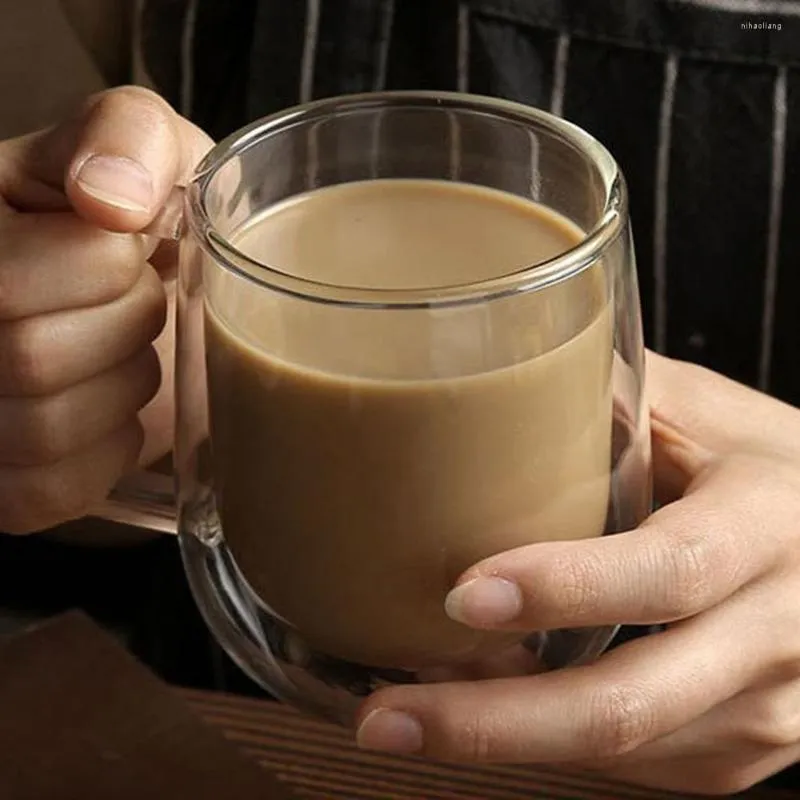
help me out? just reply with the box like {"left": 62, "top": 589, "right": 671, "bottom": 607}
{"left": 456, "top": 712, "right": 503, "bottom": 762}
{"left": 718, "top": 454, "right": 800, "bottom": 547}
{"left": 659, "top": 524, "right": 727, "bottom": 618}
{"left": 584, "top": 684, "right": 656, "bottom": 758}
{"left": 1, "top": 319, "right": 54, "bottom": 395}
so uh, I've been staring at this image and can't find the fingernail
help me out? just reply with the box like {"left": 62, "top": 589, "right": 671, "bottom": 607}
{"left": 445, "top": 577, "right": 523, "bottom": 627}
{"left": 356, "top": 709, "right": 423, "bottom": 755}
{"left": 75, "top": 155, "right": 153, "bottom": 213}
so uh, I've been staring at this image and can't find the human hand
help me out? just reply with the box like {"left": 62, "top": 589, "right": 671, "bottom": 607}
{"left": 0, "top": 86, "right": 212, "bottom": 533}
{"left": 356, "top": 351, "right": 800, "bottom": 795}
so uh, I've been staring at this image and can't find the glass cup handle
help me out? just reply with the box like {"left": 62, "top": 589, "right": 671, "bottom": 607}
{"left": 91, "top": 185, "right": 189, "bottom": 536}
{"left": 144, "top": 184, "right": 188, "bottom": 241}
{"left": 96, "top": 471, "right": 178, "bottom": 535}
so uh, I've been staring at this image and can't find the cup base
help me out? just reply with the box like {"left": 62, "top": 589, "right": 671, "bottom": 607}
{"left": 180, "top": 532, "right": 619, "bottom": 726}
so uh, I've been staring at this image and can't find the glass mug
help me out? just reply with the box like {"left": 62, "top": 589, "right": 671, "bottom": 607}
{"left": 99, "top": 92, "right": 652, "bottom": 726}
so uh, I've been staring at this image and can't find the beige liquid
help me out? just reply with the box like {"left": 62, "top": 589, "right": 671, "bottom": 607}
{"left": 205, "top": 179, "right": 613, "bottom": 669}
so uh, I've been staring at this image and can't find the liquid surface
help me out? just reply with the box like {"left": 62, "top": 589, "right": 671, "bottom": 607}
{"left": 230, "top": 179, "right": 580, "bottom": 289}
{"left": 206, "top": 179, "right": 613, "bottom": 669}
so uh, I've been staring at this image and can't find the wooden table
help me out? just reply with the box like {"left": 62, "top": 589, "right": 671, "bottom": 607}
{"left": 181, "top": 688, "right": 796, "bottom": 800}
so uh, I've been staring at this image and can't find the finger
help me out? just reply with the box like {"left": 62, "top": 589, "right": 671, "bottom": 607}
{"left": 0, "top": 346, "right": 160, "bottom": 467}
{"left": 0, "top": 420, "right": 143, "bottom": 534}
{"left": 137, "top": 274, "right": 176, "bottom": 467}
{"left": 598, "top": 744, "right": 800, "bottom": 796}
{"left": 0, "top": 212, "right": 149, "bottom": 320}
{"left": 0, "top": 263, "right": 166, "bottom": 396}
{"left": 5, "top": 86, "right": 213, "bottom": 229}
{"left": 65, "top": 87, "right": 212, "bottom": 230}
{"left": 443, "top": 455, "right": 794, "bottom": 631}
{"left": 356, "top": 586, "right": 784, "bottom": 762}
{"left": 583, "top": 679, "right": 800, "bottom": 794}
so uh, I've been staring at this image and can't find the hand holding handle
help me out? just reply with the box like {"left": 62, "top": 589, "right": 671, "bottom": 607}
{"left": 91, "top": 184, "right": 189, "bottom": 535}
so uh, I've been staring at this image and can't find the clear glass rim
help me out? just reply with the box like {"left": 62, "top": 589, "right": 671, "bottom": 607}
{"left": 186, "top": 91, "right": 627, "bottom": 310}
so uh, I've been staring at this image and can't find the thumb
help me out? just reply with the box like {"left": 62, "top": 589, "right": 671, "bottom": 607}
{"left": 8, "top": 86, "right": 213, "bottom": 232}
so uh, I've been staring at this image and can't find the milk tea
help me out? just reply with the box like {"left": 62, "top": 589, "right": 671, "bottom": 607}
{"left": 205, "top": 179, "right": 613, "bottom": 669}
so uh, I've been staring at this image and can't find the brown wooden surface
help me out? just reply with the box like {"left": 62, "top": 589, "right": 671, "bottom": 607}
{"left": 181, "top": 688, "right": 796, "bottom": 800}
{"left": 0, "top": 613, "right": 291, "bottom": 800}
